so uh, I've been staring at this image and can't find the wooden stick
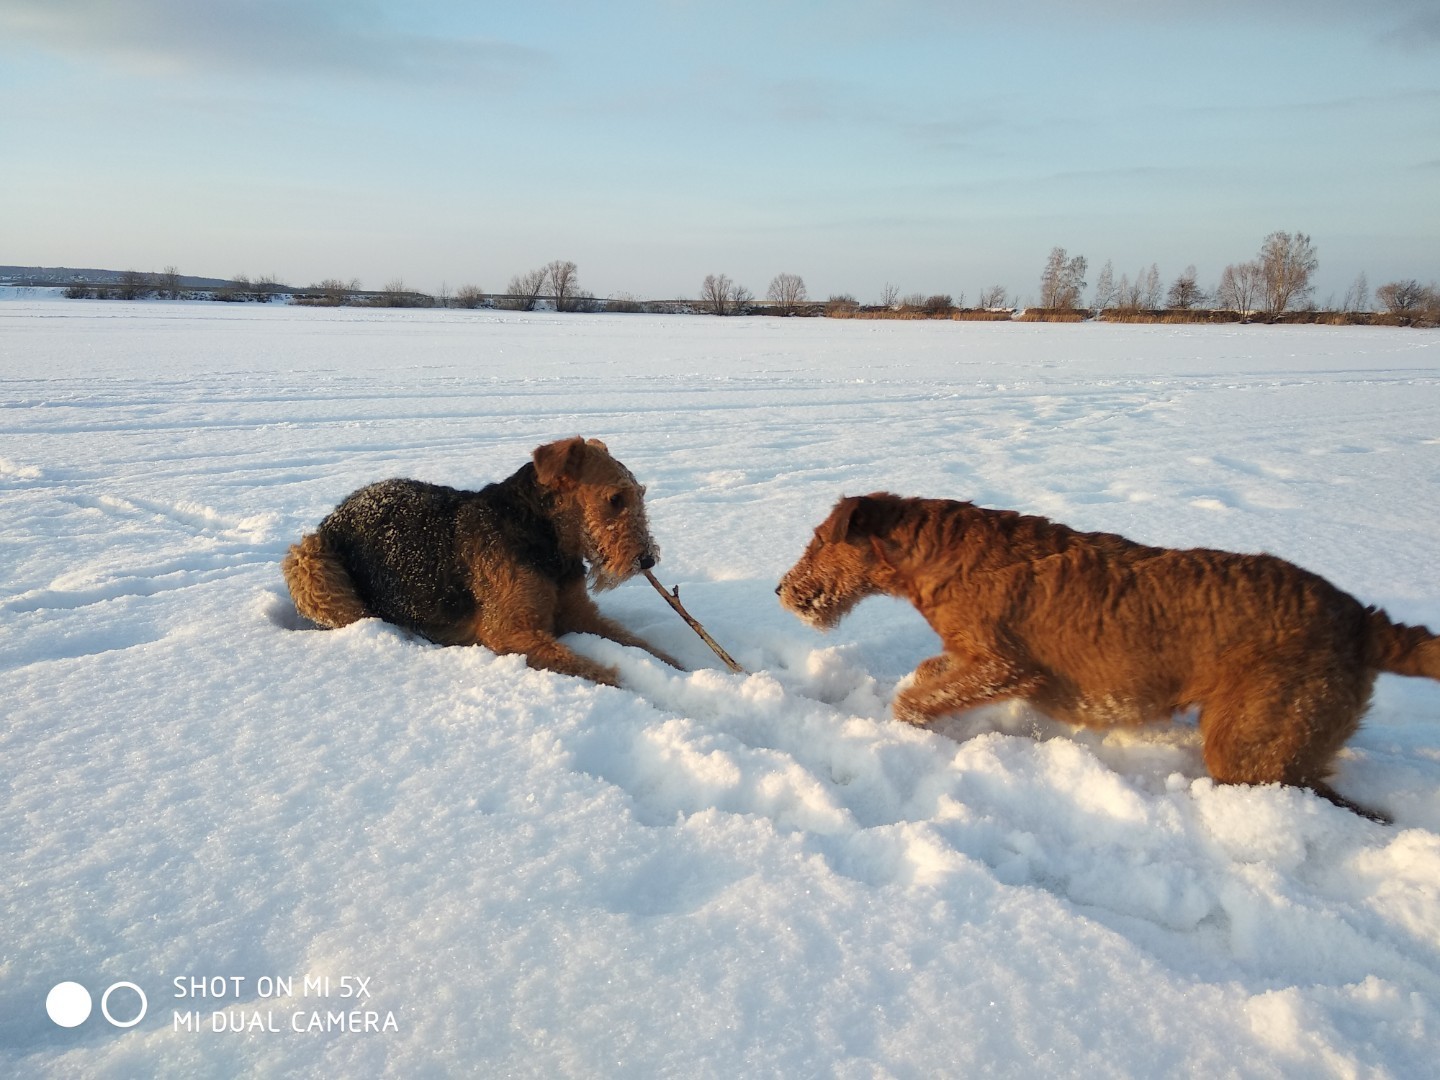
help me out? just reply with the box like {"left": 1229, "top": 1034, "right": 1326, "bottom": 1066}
{"left": 643, "top": 569, "right": 745, "bottom": 674}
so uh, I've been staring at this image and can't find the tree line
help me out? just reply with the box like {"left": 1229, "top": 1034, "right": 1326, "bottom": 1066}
{"left": 52, "top": 231, "right": 1440, "bottom": 325}
{"left": 1034, "top": 231, "right": 1435, "bottom": 321}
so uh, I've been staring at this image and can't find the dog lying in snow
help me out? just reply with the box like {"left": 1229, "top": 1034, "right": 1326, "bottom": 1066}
{"left": 283, "top": 437, "right": 681, "bottom": 686}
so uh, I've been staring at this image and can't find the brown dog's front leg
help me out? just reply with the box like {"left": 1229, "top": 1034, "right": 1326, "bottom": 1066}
{"left": 893, "top": 651, "right": 1039, "bottom": 725}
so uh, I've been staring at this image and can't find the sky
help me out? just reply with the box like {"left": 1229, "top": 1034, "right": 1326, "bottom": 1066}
{"left": 2, "top": 0, "right": 1438, "bottom": 305}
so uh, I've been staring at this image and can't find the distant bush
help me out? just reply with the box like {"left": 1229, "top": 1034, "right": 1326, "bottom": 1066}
{"left": 1015, "top": 308, "right": 1088, "bottom": 322}
{"left": 116, "top": 270, "right": 153, "bottom": 300}
{"left": 295, "top": 278, "right": 361, "bottom": 306}
{"left": 454, "top": 284, "right": 487, "bottom": 309}
{"left": 1098, "top": 309, "right": 1242, "bottom": 325}
{"left": 604, "top": 293, "right": 645, "bottom": 313}
{"left": 949, "top": 309, "right": 1014, "bottom": 321}
{"left": 369, "top": 279, "right": 434, "bottom": 308}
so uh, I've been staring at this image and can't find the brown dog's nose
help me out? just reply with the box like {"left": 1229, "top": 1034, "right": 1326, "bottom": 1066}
{"left": 639, "top": 553, "right": 656, "bottom": 570}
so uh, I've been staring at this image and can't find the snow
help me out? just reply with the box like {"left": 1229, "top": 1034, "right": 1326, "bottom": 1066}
{"left": 2, "top": 297, "right": 1439, "bottom": 1077}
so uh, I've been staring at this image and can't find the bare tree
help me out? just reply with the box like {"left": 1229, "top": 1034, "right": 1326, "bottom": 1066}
{"left": 977, "top": 284, "right": 1009, "bottom": 309}
{"left": 1091, "top": 261, "right": 1115, "bottom": 313}
{"left": 505, "top": 267, "right": 547, "bottom": 311}
{"left": 1166, "top": 265, "right": 1204, "bottom": 310}
{"left": 117, "top": 269, "right": 152, "bottom": 300}
{"left": 158, "top": 265, "right": 182, "bottom": 300}
{"left": 1141, "top": 263, "right": 1162, "bottom": 309}
{"left": 1375, "top": 279, "right": 1429, "bottom": 314}
{"left": 700, "top": 273, "right": 751, "bottom": 316}
{"left": 700, "top": 274, "right": 732, "bottom": 315}
{"left": 1039, "top": 247, "right": 1087, "bottom": 309}
{"left": 1342, "top": 271, "right": 1371, "bottom": 313}
{"left": 880, "top": 282, "right": 900, "bottom": 309}
{"left": 1424, "top": 283, "right": 1440, "bottom": 324}
{"left": 922, "top": 294, "right": 955, "bottom": 315}
{"left": 546, "top": 260, "right": 580, "bottom": 311}
{"left": 1114, "top": 273, "right": 1141, "bottom": 311}
{"left": 826, "top": 293, "right": 860, "bottom": 316}
{"left": 767, "top": 272, "right": 807, "bottom": 315}
{"left": 1258, "top": 231, "right": 1318, "bottom": 314}
{"left": 1215, "top": 261, "right": 1263, "bottom": 317}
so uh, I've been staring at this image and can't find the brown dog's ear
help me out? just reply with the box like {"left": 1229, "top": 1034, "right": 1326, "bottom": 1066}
{"left": 823, "top": 493, "right": 903, "bottom": 543}
{"left": 533, "top": 436, "right": 588, "bottom": 489}
{"left": 821, "top": 496, "right": 863, "bottom": 543}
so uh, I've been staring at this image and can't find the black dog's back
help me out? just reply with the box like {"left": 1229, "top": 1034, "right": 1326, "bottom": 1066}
{"left": 284, "top": 436, "right": 677, "bottom": 685}
{"left": 318, "top": 479, "right": 474, "bottom": 634}
{"left": 317, "top": 470, "right": 582, "bottom": 640}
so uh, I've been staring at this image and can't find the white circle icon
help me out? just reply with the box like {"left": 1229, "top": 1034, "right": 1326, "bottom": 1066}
{"left": 46, "top": 982, "right": 93, "bottom": 1028}
{"left": 100, "top": 982, "right": 148, "bottom": 1028}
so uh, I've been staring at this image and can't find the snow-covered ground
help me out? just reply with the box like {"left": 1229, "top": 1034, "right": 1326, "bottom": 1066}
{"left": 3, "top": 297, "right": 1439, "bottom": 1078}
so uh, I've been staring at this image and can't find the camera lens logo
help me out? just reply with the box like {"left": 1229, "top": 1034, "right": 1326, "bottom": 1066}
{"left": 47, "top": 981, "right": 148, "bottom": 1029}
{"left": 45, "top": 983, "right": 91, "bottom": 1028}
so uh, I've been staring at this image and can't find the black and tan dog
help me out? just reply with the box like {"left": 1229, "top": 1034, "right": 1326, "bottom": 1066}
{"left": 283, "top": 437, "right": 681, "bottom": 685}
{"left": 779, "top": 492, "right": 1440, "bottom": 822}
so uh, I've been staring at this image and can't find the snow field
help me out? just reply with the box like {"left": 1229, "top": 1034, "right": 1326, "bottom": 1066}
{"left": 2, "top": 299, "right": 1439, "bottom": 1076}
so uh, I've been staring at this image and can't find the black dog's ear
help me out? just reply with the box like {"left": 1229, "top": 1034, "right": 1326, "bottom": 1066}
{"left": 533, "top": 436, "right": 588, "bottom": 489}
{"left": 822, "top": 493, "right": 901, "bottom": 543}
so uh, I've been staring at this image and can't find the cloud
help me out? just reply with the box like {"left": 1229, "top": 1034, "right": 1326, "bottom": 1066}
{"left": 0, "top": 0, "right": 549, "bottom": 84}
{"left": 868, "top": 0, "right": 1440, "bottom": 48}
{"left": 1386, "top": 9, "right": 1440, "bottom": 49}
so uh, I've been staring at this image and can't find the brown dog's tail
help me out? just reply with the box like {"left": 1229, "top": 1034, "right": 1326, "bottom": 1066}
{"left": 281, "top": 532, "right": 370, "bottom": 629}
{"left": 1368, "top": 608, "right": 1440, "bottom": 681}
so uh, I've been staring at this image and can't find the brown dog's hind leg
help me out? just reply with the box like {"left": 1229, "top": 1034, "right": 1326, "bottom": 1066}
{"left": 282, "top": 533, "right": 370, "bottom": 628}
{"left": 1200, "top": 666, "right": 1388, "bottom": 822}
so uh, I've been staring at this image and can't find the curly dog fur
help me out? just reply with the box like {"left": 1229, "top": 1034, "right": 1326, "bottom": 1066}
{"left": 779, "top": 493, "right": 1440, "bottom": 821}
{"left": 283, "top": 437, "right": 681, "bottom": 685}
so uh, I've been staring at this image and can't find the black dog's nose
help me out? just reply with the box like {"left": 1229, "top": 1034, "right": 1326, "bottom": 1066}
{"left": 639, "top": 553, "right": 656, "bottom": 570}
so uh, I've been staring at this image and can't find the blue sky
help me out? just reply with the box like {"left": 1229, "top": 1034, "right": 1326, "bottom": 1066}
{"left": 3, "top": 0, "right": 1437, "bottom": 305}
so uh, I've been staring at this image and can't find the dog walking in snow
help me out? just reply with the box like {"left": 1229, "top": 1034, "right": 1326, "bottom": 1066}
{"left": 283, "top": 437, "right": 682, "bottom": 686}
{"left": 778, "top": 492, "right": 1440, "bottom": 822}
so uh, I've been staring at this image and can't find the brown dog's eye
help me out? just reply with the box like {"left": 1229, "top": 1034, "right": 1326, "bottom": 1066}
{"left": 609, "top": 492, "right": 626, "bottom": 510}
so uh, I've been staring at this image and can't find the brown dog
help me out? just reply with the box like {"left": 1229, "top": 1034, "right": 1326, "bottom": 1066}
{"left": 779, "top": 493, "right": 1440, "bottom": 822}
{"left": 283, "top": 437, "right": 681, "bottom": 685}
